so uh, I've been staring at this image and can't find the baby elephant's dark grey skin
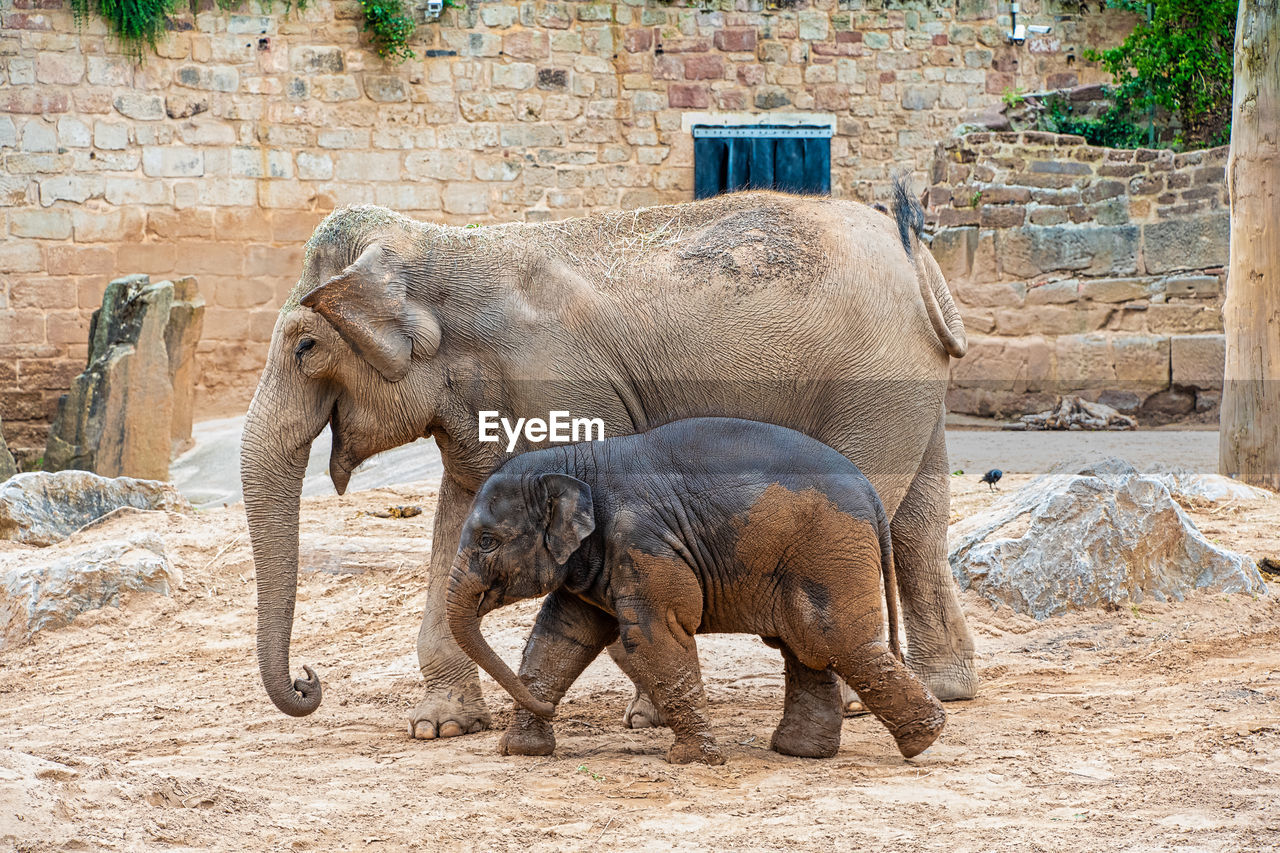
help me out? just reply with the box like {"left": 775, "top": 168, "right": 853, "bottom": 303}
{"left": 446, "top": 418, "right": 946, "bottom": 765}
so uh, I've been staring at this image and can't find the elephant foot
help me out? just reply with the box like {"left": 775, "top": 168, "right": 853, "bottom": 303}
{"left": 892, "top": 707, "right": 946, "bottom": 759}
{"left": 408, "top": 680, "right": 492, "bottom": 740}
{"left": 770, "top": 722, "right": 839, "bottom": 759}
{"left": 667, "top": 739, "right": 725, "bottom": 766}
{"left": 499, "top": 717, "right": 556, "bottom": 756}
{"left": 839, "top": 681, "right": 869, "bottom": 717}
{"left": 623, "top": 692, "right": 668, "bottom": 729}
{"left": 773, "top": 691, "right": 842, "bottom": 758}
{"left": 910, "top": 657, "right": 978, "bottom": 703}
{"left": 768, "top": 722, "right": 839, "bottom": 753}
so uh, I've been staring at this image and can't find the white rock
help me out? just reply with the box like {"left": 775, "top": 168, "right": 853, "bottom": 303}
{"left": 0, "top": 533, "right": 179, "bottom": 647}
{"left": 0, "top": 471, "right": 189, "bottom": 547}
{"left": 949, "top": 458, "right": 1265, "bottom": 618}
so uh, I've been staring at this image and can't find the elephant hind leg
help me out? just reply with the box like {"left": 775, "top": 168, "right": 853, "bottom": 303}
{"left": 830, "top": 640, "right": 945, "bottom": 759}
{"left": 770, "top": 642, "right": 843, "bottom": 758}
{"left": 891, "top": 418, "right": 978, "bottom": 701}
{"left": 776, "top": 550, "right": 943, "bottom": 759}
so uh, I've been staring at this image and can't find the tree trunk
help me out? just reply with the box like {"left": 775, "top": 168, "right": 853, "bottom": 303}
{"left": 1220, "top": 0, "right": 1280, "bottom": 490}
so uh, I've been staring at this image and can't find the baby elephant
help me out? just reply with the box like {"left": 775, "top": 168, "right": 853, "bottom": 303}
{"left": 446, "top": 418, "right": 945, "bottom": 765}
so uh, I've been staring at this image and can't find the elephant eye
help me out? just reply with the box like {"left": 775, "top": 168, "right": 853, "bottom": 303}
{"left": 294, "top": 338, "right": 316, "bottom": 360}
{"left": 477, "top": 533, "right": 500, "bottom": 552}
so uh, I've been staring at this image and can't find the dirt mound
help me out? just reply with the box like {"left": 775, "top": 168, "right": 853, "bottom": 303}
{"left": 2, "top": 477, "right": 1278, "bottom": 850}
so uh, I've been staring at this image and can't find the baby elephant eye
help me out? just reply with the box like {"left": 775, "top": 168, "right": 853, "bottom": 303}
{"left": 477, "top": 533, "right": 500, "bottom": 552}
{"left": 294, "top": 337, "right": 316, "bottom": 359}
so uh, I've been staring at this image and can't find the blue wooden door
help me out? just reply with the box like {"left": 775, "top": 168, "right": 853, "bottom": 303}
{"left": 693, "top": 126, "right": 832, "bottom": 199}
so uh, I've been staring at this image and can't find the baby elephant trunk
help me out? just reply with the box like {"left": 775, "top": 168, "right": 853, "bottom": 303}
{"left": 446, "top": 573, "right": 556, "bottom": 720}
{"left": 847, "top": 644, "right": 946, "bottom": 759}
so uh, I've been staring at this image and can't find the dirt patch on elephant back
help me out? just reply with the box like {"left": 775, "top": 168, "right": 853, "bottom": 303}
{"left": 1, "top": 476, "right": 1279, "bottom": 851}
{"left": 671, "top": 205, "right": 823, "bottom": 295}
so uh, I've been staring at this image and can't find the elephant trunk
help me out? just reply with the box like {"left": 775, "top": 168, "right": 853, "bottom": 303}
{"left": 240, "top": 382, "right": 329, "bottom": 717}
{"left": 446, "top": 572, "right": 555, "bottom": 719}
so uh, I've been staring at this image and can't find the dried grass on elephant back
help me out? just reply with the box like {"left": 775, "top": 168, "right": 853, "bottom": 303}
{"left": 289, "top": 193, "right": 832, "bottom": 298}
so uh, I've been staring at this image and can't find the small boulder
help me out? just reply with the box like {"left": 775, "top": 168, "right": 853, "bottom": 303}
{"left": 0, "top": 471, "right": 189, "bottom": 547}
{"left": 0, "top": 533, "right": 178, "bottom": 647}
{"left": 949, "top": 458, "right": 1265, "bottom": 619}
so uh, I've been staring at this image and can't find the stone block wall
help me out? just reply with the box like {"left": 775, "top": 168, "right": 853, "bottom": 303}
{"left": 0, "top": 0, "right": 1138, "bottom": 459}
{"left": 927, "top": 131, "right": 1229, "bottom": 422}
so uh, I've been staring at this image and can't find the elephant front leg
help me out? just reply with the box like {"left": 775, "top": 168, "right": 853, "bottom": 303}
{"left": 770, "top": 643, "right": 843, "bottom": 758}
{"left": 608, "top": 641, "right": 685, "bottom": 730}
{"left": 500, "top": 591, "right": 619, "bottom": 757}
{"left": 618, "top": 620, "right": 723, "bottom": 766}
{"left": 410, "top": 475, "right": 492, "bottom": 740}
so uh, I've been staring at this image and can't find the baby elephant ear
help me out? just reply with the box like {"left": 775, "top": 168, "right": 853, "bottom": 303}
{"left": 300, "top": 243, "right": 440, "bottom": 382}
{"left": 539, "top": 473, "right": 595, "bottom": 565}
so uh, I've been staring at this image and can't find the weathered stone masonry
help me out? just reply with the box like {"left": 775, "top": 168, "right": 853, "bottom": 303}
{"left": 0, "top": 0, "right": 1137, "bottom": 458}
{"left": 928, "top": 132, "right": 1229, "bottom": 422}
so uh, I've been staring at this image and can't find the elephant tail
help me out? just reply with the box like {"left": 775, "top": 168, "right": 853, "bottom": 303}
{"left": 874, "top": 497, "right": 903, "bottom": 663}
{"left": 891, "top": 174, "right": 968, "bottom": 359}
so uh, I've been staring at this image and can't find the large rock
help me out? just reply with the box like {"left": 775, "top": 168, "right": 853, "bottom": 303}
{"left": 0, "top": 417, "right": 15, "bottom": 483}
{"left": 0, "top": 471, "right": 189, "bottom": 547}
{"left": 165, "top": 276, "right": 205, "bottom": 456}
{"left": 44, "top": 274, "right": 204, "bottom": 480}
{"left": 949, "top": 459, "right": 1265, "bottom": 618}
{"left": 0, "top": 534, "right": 178, "bottom": 647}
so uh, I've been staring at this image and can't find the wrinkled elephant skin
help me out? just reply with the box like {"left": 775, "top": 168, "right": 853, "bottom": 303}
{"left": 238, "top": 181, "right": 974, "bottom": 737}
{"left": 446, "top": 418, "right": 946, "bottom": 764}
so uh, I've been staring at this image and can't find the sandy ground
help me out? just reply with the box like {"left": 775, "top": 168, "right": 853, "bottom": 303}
{"left": 3, "top": 462, "right": 1280, "bottom": 850}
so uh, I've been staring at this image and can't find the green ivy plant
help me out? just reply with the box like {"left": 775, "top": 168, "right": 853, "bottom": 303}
{"left": 1001, "top": 86, "right": 1027, "bottom": 109}
{"left": 71, "top": 0, "right": 459, "bottom": 64}
{"left": 73, "top": 0, "right": 307, "bottom": 60}
{"left": 1039, "top": 91, "right": 1146, "bottom": 149}
{"left": 359, "top": 0, "right": 417, "bottom": 61}
{"left": 1084, "top": 0, "right": 1237, "bottom": 149}
{"left": 71, "top": 0, "right": 181, "bottom": 60}
{"left": 360, "top": 0, "right": 464, "bottom": 62}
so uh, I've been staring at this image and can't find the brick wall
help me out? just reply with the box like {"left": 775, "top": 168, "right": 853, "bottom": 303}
{"left": 927, "top": 131, "right": 1230, "bottom": 422}
{"left": 0, "top": 0, "right": 1137, "bottom": 459}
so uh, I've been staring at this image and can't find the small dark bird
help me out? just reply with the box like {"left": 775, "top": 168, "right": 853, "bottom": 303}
{"left": 980, "top": 469, "right": 1003, "bottom": 491}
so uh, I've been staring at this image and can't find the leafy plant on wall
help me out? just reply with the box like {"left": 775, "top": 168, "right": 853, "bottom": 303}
{"left": 71, "top": 0, "right": 186, "bottom": 60}
{"left": 1085, "top": 0, "right": 1238, "bottom": 148}
{"left": 71, "top": 0, "right": 461, "bottom": 63}
{"left": 359, "top": 0, "right": 417, "bottom": 61}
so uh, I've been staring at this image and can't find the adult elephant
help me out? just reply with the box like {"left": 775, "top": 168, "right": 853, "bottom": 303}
{"left": 239, "top": 178, "right": 974, "bottom": 739}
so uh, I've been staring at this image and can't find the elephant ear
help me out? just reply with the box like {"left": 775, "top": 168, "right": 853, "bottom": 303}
{"left": 300, "top": 243, "right": 440, "bottom": 382}
{"left": 539, "top": 473, "right": 595, "bottom": 565}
